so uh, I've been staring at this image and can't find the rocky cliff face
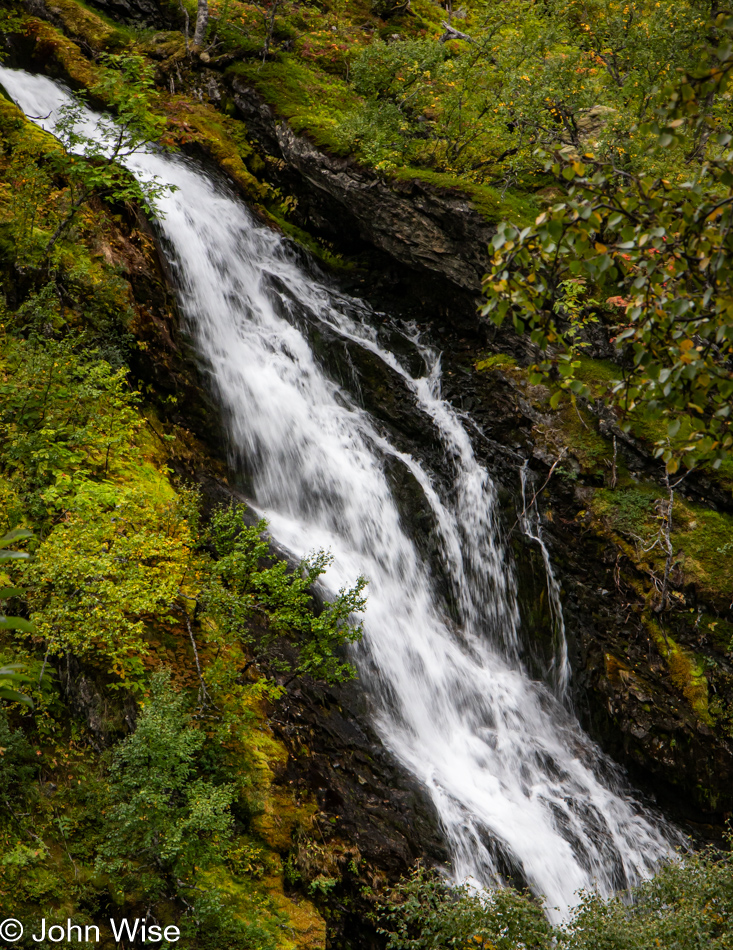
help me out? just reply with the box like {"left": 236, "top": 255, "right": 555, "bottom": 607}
{"left": 231, "top": 78, "right": 495, "bottom": 294}
{"left": 221, "top": 70, "right": 733, "bottom": 832}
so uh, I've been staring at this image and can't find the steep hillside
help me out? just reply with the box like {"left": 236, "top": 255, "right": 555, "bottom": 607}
{"left": 1, "top": 2, "right": 733, "bottom": 949}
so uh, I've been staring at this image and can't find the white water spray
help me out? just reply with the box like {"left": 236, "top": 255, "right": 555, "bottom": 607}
{"left": 1, "top": 68, "right": 678, "bottom": 920}
{"left": 519, "top": 461, "right": 571, "bottom": 701}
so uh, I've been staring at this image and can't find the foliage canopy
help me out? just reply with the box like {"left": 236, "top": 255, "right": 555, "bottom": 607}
{"left": 482, "top": 15, "right": 733, "bottom": 472}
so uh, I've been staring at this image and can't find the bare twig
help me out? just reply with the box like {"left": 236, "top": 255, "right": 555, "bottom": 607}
{"left": 611, "top": 436, "right": 618, "bottom": 488}
{"left": 573, "top": 397, "right": 590, "bottom": 430}
{"left": 510, "top": 450, "right": 567, "bottom": 535}
{"left": 439, "top": 20, "right": 475, "bottom": 43}
{"left": 180, "top": 606, "right": 210, "bottom": 705}
{"left": 253, "top": 0, "right": 282, "bottom": 62}
{"left": 38, "top": 645, "right": 50, "bottom": 689}
{"left": 657, "top": 474, "right": 675, "bottom": 613}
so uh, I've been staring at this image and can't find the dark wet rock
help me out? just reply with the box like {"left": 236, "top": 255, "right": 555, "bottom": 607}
{"left": 56, "top": 654, "right": 136, "bottom": 749}
{"left": 86, "top": 0, "right": 171, "bottom": 27}
{"left": 271, "top": 676, "right": 449, "bottom": 948}
{"left": 230, "top": 79, "right": 495, "bottom": 293}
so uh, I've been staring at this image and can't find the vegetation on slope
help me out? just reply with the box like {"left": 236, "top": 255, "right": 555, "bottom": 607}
{"left": 1, "top": 1, "right": 733, "bottom": 948}
{"left": 484, "top": 13, "right": 733, "bottom": 472}
{"left": 0, "top": 48, "right": 365, "bottom": 948}
{"left": 377, "top": 858, "right": 733, "bottom": 949}
{"left": 180, "top": 0, "right": 711, "bottom": 196}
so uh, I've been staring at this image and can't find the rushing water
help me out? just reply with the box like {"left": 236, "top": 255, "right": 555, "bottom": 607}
{"left": 0, "top": 67, "right": 679, "bottom": 919}
{"left": 519, "top": 461, "right": 571, "bottom": 701}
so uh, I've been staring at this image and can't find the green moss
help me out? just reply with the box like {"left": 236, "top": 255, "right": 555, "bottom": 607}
{"left": 226, "top": 58, "right": 360, "bottom": 153}
{"left": 273, "top": 214, "right": 354, "bottom": 271}
{"left": 670, "top": 499, "right": 733, "bottom": 602}
{"left": 559, "top": 405, "right": 612, "bottom": 473}
{"left": 645, "top": 619, "right": 712, "bottom": 724}
{"left": 697, "top": 613, "right": 733, "bottom": 653}
{"left": 391, "top": 166, "right": 538, "bottom": 225}
{"left": 475, "top": 353, "right": 517, "bottom": 372}
{"left": 574, "top": 356, "right": 621, "bottom": 393}
{"left": 591, "top": 482, "right": 733, "bottom": 608}
{"left": 593, "top": 486, "right": 659, "bottom": 536}
{"left": 163, "top": 95, "right": 271, "bottom": 204}
{"left": 37, "top": 0, "right": 135, "bottom": 50}
{"left": 25, "top": 16, "right": 104, "bottom": 89}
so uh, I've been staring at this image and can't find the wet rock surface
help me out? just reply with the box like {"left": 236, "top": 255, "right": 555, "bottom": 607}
{"left": 87, "top": 0, "right": 171, "bottom": 26}
{"left": 271, "top": 677, "right": 449, "bottom": 949}
{"left": 230, "top": 79, "right": 495, "bottom": 293}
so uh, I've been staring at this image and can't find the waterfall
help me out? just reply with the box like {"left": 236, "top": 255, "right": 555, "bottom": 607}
{"left": 519, "top": 461, "right": 571, "bottom": 701}
{"left": 0, "top": 67, "right": 679, "bottom": 921}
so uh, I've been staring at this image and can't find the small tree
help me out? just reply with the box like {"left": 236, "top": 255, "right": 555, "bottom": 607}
{"left": 38, "top": 54, "right": 169, "bottom": 265}
{"left": 96, "top": 671, "right": 234, "bottom": 901}
{"left": 197, "top": 504, "right": 367, "bottom": 686}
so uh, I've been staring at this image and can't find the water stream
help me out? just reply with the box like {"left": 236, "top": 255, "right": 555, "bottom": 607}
{"left": 0, "top": 67, "right": 678, "bottom": 920}
{"left": 519, "top": 461, "right": 571, "bottom": 701}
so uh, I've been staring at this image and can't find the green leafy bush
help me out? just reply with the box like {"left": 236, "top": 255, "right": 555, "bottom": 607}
{"left": 482, "top": 15, "right": 733, "bottom": 471}
{"left": 379, "top": 849, "right": 733, "bottom": 950}
{"left": 378, "top": 865, "right": 552, "bottom": 949}
{"left": 25, "top": 484, "right": 195, "bottom": 683}
{"left": 0, "top": 708, "right": 37, "bottom": 807}
{"left": 199, "top": 503, "right": 367, "bottom": 685}
{"left": 0, "top": 339, "right": 142, "bottom": 516}
{"left": 96, "top": 671, "right": 235, "bottom": 900}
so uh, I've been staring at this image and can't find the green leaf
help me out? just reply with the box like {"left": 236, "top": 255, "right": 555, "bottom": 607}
{"left": 0, "top": 587, "right": 24, "bottom": 600}
{"left": 0, "top": 617, "right": 36, "bottom": 633}
{"left": 0, "top": 687, "right": 33, "bottom": 708}
{"left": 0, "top": 529, "right": 33, "bottom": 549}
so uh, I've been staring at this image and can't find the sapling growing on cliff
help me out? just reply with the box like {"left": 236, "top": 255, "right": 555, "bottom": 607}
{"left": 18, "top": 54, "right": 170, "bottom": 269}
{"left": 96, "top": 671, "right": 235, "bottom": 902}
{"left": 195, "top": 504, "right": 367, "bottom": 686}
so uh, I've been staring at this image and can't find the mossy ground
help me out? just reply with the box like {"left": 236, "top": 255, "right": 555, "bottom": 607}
{"left": 17, "top": 0, "right": 543, "bottom": 228}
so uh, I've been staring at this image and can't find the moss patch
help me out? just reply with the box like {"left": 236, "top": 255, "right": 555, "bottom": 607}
{"left": 226, "top": 59, "right": 359, "bottom": 154}
{"left": 392, "top": 166, "right": 538, "bottom": 225}
{"left": 37, "top": 0, "right": 133, "bottom": 50}
{"left": 162, "top": 95, "right": 271, "bottom": 204}
{"left": 671, "top": 500, "right": 733, "bottom": 604}
{"left": 475, "top": 353, "right": 517, "bottom": 372}
{"left": 645, "top": 619, "right": 712, "bottom": 725}
{"left": 25, "top": 16, "right": 104, "bottom": 89}
{"left": 593, "top": 486, "right": 660, "bottom": 537}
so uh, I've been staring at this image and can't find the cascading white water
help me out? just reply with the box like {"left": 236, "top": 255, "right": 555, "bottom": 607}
{"left": 519, "top": 461, "right": 571, "bottom": 701}
{"left": 1, "top": 67, "right": 680, "bottom": 920}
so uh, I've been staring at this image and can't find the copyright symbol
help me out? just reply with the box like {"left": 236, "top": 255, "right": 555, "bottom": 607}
{"left": 0, "top": 918, "right": 23, "bottom": 942}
